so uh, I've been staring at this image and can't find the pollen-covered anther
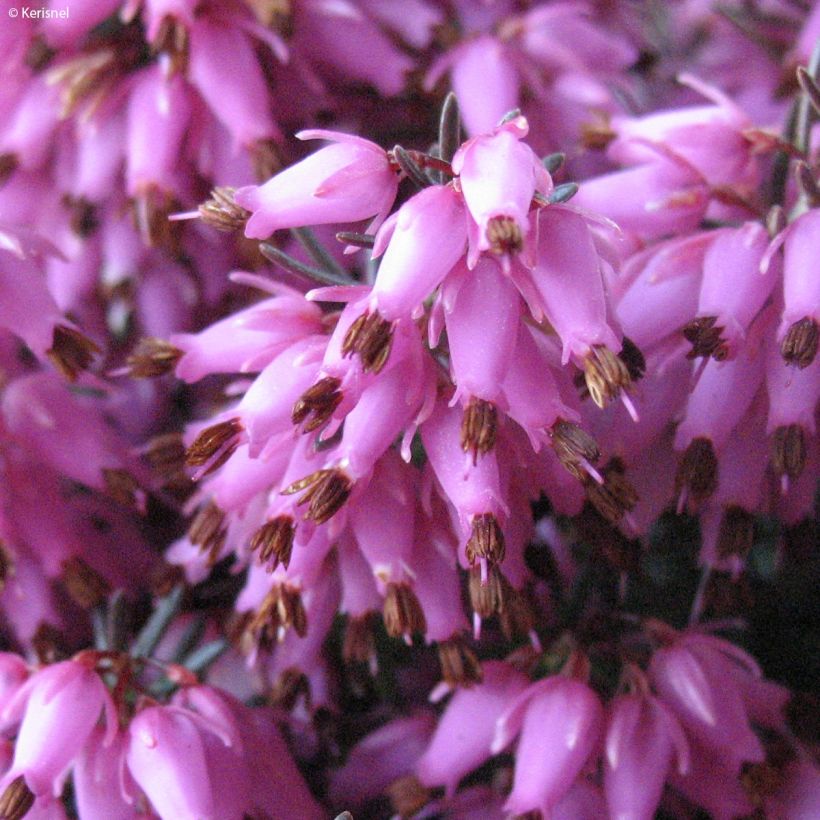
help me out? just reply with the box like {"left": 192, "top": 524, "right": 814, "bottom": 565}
{"left": 281, "top": 468, "right": 352, "bottom": 524}
{"left": 583, "top": 460, "right": 639, "bottom": 525}
{"left": 144, "top": 432, "right": 187, "bottom": 482}
{"left": 619, "top": 336, "right": 647, "bottom": 382}
{"left": 584, "top": 344, "right": 633, "bottom": 408}
{"left": 184, "top": 418, "right": 243, "bottom": 477}
{"left": 248, "top": 584, "right": 308, "bottom": 648}
{"left": 468, "top": 564, "right": 505, "bottom": 619}
{"left": 0, "top": 775, "right": 35, "bottom": 820}
{"left": 549, "top": 419, "right": 601, "bottom": 482}
{"left": 132, "top": 185, "right": 183, "bottom": 250}
{"left": 60, "top": 556, "right": 110, "bottom": 609}
{"left": 341, "top": 310, "right": 394, "bottom": 373}
{"left": 717, "top": 505, "right": 756, "bottom": 560}
{"left": 460, "top": 398, "right": 498, "bottom": 463}
{"left": 386, "top": 775, "right": 430, "bottom": 819}
{"left": 780, "top": 316, "right": 818, "bottom": 369}
{"left": 187, "top": 501, "right": 227, "bottom": 559}
{"left": 486, "top": 214, "right": 523, "bottom": 255}
{"left": 292, "top": 376, "right": 343, "bottom": 432}
{"left": 438, "top": 635, "right": 483, "bottom": 688}
{"left": 675, "top": 436, "right": 718, "bottom": 509}
{"left": 383, "top": 582, "right": 427, "bottom": 639}
{"left": 465, "top": 513, "right": 506, "bottom": 565}
{"left": 269, "top": 667, "right": 310, "bottom": 711}
{"left": 342, "top": 613, "right": 377, "bottom": 666}
{"left": 46, "top": 324, "right": 101, "bottom": 381}
{"left": 683, "top": 315, "right": 729, "bottom": 360}
{"left": 198, "top": 186, "right": 251, "bottom": 232}
{"left": 249, "top": 516, "right": 295, "bottom": 571}
{"left": 771, "top": 424, "right": 807, "bottom": 481}
{"left": 126, "top": 337, "right": 183, "bottom": 378}
{"left": 102, "top": 467, "right": 144, "bottom": 510}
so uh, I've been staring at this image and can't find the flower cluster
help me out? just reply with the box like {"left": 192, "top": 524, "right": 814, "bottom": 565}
{"left": 0, "top": 0, "right": 818, "bottom": 818}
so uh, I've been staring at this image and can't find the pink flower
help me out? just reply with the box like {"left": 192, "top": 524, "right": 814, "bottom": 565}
{"left": 2, "top": 660, "right": 116, "bottom": 795}
{"left": 235, "top": 130, "right": 398, "bottom": 239}
{"left": 416, "top": 660, "right": 528, "bottom": 796}
{"left": 73, "top": 727, "right": 139, "bottom": 820}
{"left": 492, "top": 675, "right": 604, "bottom": 816}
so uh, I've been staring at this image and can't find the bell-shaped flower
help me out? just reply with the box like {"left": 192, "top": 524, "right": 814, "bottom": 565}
{"left": 604, "top": 690, "right": 689, "bottom": 820}
{"left": 452, "top": 115, "right": 551, "bottom": 264}
{"left": 235, "top": 130, "right": 398, "bottom": 239}
{"left": 416, "top": 660, "right": 529, "bottom": 796}
{"left": 2, "top": 660, "right": 117, "bottom": 795}
{"left": 492, "top": 675, "right": 604, "bottom": 816}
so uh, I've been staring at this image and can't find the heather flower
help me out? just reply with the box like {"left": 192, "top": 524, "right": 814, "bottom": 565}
{"left": 1, "top": 660, "right": 116, "bottom": 795}
{"left": 492, "top": 674, "right": 604, "bottom": 816}
{"left": 235, "top": 130, "right": 399, "bottom": 239}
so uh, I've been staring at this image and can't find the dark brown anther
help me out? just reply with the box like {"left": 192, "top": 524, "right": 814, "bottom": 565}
{"left": 187, "top": 501, "right": 227, "bottom": 559}
{"left": 0, "top": 541, "right": 11, "bottom": 592}
{"left": 716, "top": 505, "right": 756, "bottom": 560}
{"left": 468, "top": 564, "right": 504, "bottom": 619}
{"left": 583, "top": 461, "right": 638, "bottom": 525}
{"left": 498, "top": 583, "right": 537, "bottom": 642}
{"left": 281, "top": 468, "right": 352, "bottom": 524}
{"left": 46, "top": 324, "right": 100, "bottom": 381}
{"left": 185, "top": 418, "right": 243, "bottom": 476}
{"left": 683, "top": 315, "right": 729, "bottom": 361}
{"left": 486, "top": 215, "right": 523, "bottom": 255}
{"left": 292, "top": 376, "right": 343, "bottom": 432}
{"left": 102, "top": 468, "right": 144, "bottom": 510}
{"left": 31, "top": 622, "right": 68, "bottom": 665}
{"left": 126, "top": 337, "right": 183, "bottom": 378}
{"left": 383, "top": 582, "right": 427, "bottom": 639}
{"left": 24, "top": 36, "right": 56, "bottom": 72}
{"left": 549, "top": 419, "right": 600, "bottom": 481}
{"left": 46, "top": 49, "right": 118, "bottom": 118}
{"left": 0, "top": 775, "right": 35, "bottom": 820}
{"left": 145, "top": 432, "right": 186, "bottom": 477}
{"left": 771, "top": 424, "right": 807, "bottom": 481}
{"left": 248, "top": 584, "right": 308, "bottom": 648}
{"left": 460, "top": 398, "right": 498, "bottom": 463}
{"left": 386, "top": 775, "right": 430, "bottom": 819}
{"left": 740, "top": 760, "right": 788, "bottom": 809}
{"left": 249, "top": 139, "right": 283, "bottom": 182}
{"left": 198, "top": 187, "right": 251, "bottom": 232}
{"left": 249, "top": 516, "right": 295, "bottom": 571}
{"left": 579, "top": 116, "right": 616, "bottom": 150}
{"left": 341, "top": 310, "right": 394, "bottom": 373}
{"left": 60, "top": 556, "right": 109, "bottom": 609}
{"left": 245, "top": 0, "right": 292, "bottom": 31}
{"left": 269, "top": 666, "right": 310, "bottom": 711}
{"left": 465, "top": 513, "right": 506, "bottom": 565}
{"left": 675, "top": 437, "right": 718, "bottom": 509}
{"left": 62, "top": 195, "right": 98, "bottom": 237}
{"left": 0, "top": 153, "right": 19, "bottom": 185}
{"left": 151, "top": 15, "right": 189, "bottom": 74}
{"left": 342, "top": 613, "right": 378, "bottom": 666}
{"left": 584, "top": 344, "right": 633, "bottom": 408}
{"left": 438, "top": 635, "right": 483, "bottom": 688}
{"left": 131, "top": 186, "right": 183, "bottom": 250}
{"left": 780, "top": 316, "right": 818, "bottom": 369}
{"left": 619, "top": 336, "right": 646, "bottom": 382}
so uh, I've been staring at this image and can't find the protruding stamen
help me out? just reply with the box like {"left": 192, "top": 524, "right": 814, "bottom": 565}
{"left": 187, "top": 501, "right": 227, "bottom": 560}
{"left": 198, "top": 187, "right": 251, "bottom": 232}
{"left": 249, "top": 139, "right": 282, "bottom": 182}
{"left": 342, "top": 613, "right": 377, "bottom": 669}
{"left": 619, "top": 336, "right": 646, "bottom": 382}
{"left": 281, "top": 468, "right": 352, "bottom": 524}
{"left": 144, "top": 432, "right": 187, "bottom": 482}
{"left": 460, "top": 398, "right": 498, "bottom": 464}
{"left": 584, "top": 344, "right": 634, "bottom": 408}
{"left": 438, "top": 635, "right": 483, "bottom": 688}
{"left": 0, "top": 541, "right": 12, "bottom": 592}
{"left": 269, "top": 667, "right": 310, "bottom": 711}
{"left": 675, "top": 437, "right": 718, "bottom": 511}
{"left": 341, "top": 310, "right": 394, "bottom": 373}
{"left": 771, "top": 423, "right": 807, "bottom": 485}
{"left": 63, "top": 195, "right": 98, "bottom": 237}
{"left": 185, "top": 418, "right": 243, "bottom": 478}
{"left": 550, "top": 419, "right": 601, "bottom": 481}
{"left": 486, "top": 215, "right": 523, "bottom": 255}
{"left": 717, "top": 505, "right": 756, "bottom": 561}
{"left": 126, "top": 337, "right": 183, "bottom": 378}
{"left": 0, "top": 775, "right": 35, "bottom": 820}
{"left": 61, "top": 556, "right": 109, "bottom": 609}
{"left": 583, "top": 460, "right": 639, "bottom": 525}
{"left": 249, "top": 516, "right": 295, "bottom": 571}
{"left": 248, "top": 584, "right": 308, "bottom": 649}
{"left": 46, "top": 324, "right": 100, "bottom": 381}
{"left": 780, "top": 317, "right": 818, "bottom": 369}
{"left": 292, "top": 376, "right": 343, "bottom": 432}
{"left": 131, "top": 186, "right": 182, "bottom": 249}
{"left": 683, "top": 315, "right": 729, "bottom": 361}
{"left": 465, "top": 513, "right": 506, "bottom": 566}
{"left": 102, "top": 468, "right": 145, "bottom": 511}
{"left": 383, "top": 582, "right": 426, "bottom": 639}
{"left": 386, "top": 775, "right": 430, "bottom": 819}
{"left": 151, "top": 14, "right": 189, "bottom": 74}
